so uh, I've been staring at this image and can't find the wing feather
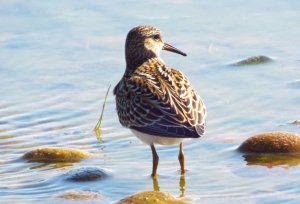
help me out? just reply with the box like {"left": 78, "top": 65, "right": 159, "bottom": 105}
{"left": 115, "top": 59, "right": 206, "bottom": 138}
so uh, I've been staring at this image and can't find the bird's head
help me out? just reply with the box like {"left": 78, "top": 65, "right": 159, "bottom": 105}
{"left": 125, "top": 25, "right": 186, "bottom": 72}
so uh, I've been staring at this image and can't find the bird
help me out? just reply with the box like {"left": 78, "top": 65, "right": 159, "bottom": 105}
{"left": 113, "top": 25, "right": 206, "bottom": 177}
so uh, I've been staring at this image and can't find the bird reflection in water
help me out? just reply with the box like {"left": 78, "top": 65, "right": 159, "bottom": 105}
{"left": 152, "top": 174, "right": 186, "bottom": 198}
{"left": 179, "top": 175, "right": 186, "bottom": 197}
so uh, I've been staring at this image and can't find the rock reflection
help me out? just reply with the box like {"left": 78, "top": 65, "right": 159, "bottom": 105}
{"left": 30, "top": 162, "right": 74, "bottom": 170}
{"left": 243, "top": 154, "right": 300, "bottom": 169}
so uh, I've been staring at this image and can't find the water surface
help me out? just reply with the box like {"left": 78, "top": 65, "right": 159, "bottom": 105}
{"left": 1, "top": 0, "right": 300, "bottom": 203}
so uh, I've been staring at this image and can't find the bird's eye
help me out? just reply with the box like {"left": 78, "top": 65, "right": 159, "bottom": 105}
{"left": 153, "top": 34, "right": 160, "bottom": 40}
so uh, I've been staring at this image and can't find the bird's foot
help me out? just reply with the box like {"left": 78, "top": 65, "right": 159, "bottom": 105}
{"left": 180, "top": 169, "right": 185, "bottom": 175}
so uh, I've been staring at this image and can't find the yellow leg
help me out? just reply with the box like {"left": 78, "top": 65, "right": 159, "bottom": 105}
{"left": 178, "top": 143, "right": 185, "bottom": 174}
{"left": 151, "top": 144, "right": 159, "bottom": 177}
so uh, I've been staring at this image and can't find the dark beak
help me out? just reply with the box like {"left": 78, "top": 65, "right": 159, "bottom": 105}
{"left": 163, "top": 43, "right": 187, "bottom": 56}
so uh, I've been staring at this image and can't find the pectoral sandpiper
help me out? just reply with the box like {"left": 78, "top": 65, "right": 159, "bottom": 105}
{"left": 113, "top": 25, "right": 206, "bottom": 177}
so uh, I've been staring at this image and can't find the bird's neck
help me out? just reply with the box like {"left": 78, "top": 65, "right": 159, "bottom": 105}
{"left": 125, "top": 49, "right": 157, "bottom": 75}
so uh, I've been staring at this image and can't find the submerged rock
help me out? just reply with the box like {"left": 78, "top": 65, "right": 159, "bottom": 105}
{"left": 58, "top": 190, "right": 103, "bottom": 200}
{"left": 291, "top": 120, "right": 300, "bottom": 125}
{"left": 287, "top": 80, "right": 300, "bottom": 89}
{"left": 22, "top": 147, "right": 91, "bottom": 163}
{"left": 232, "top": 55, "right": 272, "bottom": 66}
{"left": 64, "top": 167, "right": 107, "bottom": 182}
{"left": 239, "top": 132, "right": 300, "bottom": 153}
{"left": 116, "top": 191, "right": 185, "bottom": 204}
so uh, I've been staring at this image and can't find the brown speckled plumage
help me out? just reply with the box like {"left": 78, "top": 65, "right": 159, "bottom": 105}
{"left": 113, "top": 25, "right": 206, "bottom": 176}
{"left": 114, "top": 26, "right": 206, "bottom": 138}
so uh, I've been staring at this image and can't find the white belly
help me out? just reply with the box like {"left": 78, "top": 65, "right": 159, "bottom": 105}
{"left": 131, "top": 129, "right": 189, "bottom": 146}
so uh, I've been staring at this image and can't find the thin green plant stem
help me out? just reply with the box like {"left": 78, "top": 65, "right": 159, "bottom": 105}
{"left": 94, "top": 84, "right": 111, "bottom": 131}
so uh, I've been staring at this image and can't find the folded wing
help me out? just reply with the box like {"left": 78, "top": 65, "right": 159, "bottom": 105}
{"left": 116, "top": 62, "right": 206, "bottom": 138}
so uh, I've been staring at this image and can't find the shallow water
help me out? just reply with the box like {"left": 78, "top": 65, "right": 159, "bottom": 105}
{"left": 1, "top": 0, "right": 300, "bottom": 203}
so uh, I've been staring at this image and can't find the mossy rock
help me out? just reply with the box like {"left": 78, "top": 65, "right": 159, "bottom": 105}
{"left": 22, "top": 147, "right": 91, "bottom": 162}
{"left": 116, "top": 191, "right": 185, "bottom": 204}
{"left": 58, "top": 190, "right": 103, "bottom": 200}
{"left": 232, "top": 55, "right": 272, "bottom": 66}
{"left": 239, "top": 132, "right": 300, "bottom": 153}
{"left": 64, "top": 167, "right": 107, "bottom": 182}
